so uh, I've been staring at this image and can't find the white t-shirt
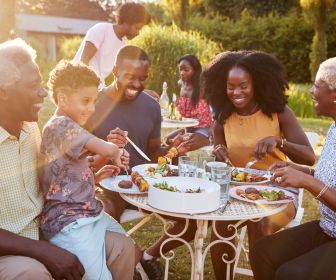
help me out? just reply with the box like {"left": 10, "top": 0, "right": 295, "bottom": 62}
{"left": 73, "top": 23, "right": 125, "bottom": 88}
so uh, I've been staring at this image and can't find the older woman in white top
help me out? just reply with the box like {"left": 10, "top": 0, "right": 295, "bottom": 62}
{"left": 250, "top": 57, "right": 336, "bottom": 280}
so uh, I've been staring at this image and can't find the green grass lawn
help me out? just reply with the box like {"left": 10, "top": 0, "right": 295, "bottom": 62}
{"left": 38, "top": 97, "right": 329, "bottom": 280}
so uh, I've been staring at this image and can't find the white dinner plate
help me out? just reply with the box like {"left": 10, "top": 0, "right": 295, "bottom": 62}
{"left": 231, "top": 168, "right": 271, "bottom": 185}
{"left": 132, "top": 164, "right": 178, "bottom": 178}
{"left": 163, "top": 117, "right": 198, "bottom": 124}
{"left": 229, "top": 185, "right": 295, "bottom": 205}
{"left": 99, "top": 175, "right": 147, "bottom": 194}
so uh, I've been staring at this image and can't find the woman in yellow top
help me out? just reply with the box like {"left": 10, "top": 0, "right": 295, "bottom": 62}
{"left": 202, "top": 50, "right": 316, "bottom": 279}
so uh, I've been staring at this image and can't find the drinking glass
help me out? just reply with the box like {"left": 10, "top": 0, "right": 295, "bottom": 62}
{"left": 196, "top": 155, "right": 215, "bottom": 179}
{"left": 178, "top": 156, "right": 197, "bottom": 177}
{"left": 210, "top": 163, "right": 231, "bottom": 200}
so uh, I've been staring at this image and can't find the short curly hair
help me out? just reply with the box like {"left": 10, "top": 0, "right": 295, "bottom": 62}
{"left": 115, "top": 2, "right": 150, "bottom": 25}
{"left": 316, "top": 57, "right": 336, "bottom": 90}
{"left": 48, "top": 60, "right": 100, "bottom": 104}
{"left": 0, "top": 38, "right": 36, "bottom": 90}
{"left": 202, "top": 50, "right": 288, "bottom": 123}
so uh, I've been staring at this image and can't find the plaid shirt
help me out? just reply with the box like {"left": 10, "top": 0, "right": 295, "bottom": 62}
{"left": 0, "top": 122, "right": 43, "bottom": 240}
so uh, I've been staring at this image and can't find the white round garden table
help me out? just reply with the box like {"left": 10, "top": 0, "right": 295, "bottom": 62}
{"left": 120, "top": 193, "right": 287, "bottom": 280}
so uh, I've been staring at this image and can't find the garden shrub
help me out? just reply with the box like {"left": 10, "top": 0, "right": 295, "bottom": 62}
{"left": 26, "top": 37, "right": 55, "bottom": 84}
{"left": 130, "top": 23, "right": 221, "bottom": 97}
{"left": 58, "top": 36, "right": 82, "bottom": 60}
{"left": 189, "top": 10, "right": 314, "bottom": 83}
{"left": 287, "top": 83, "right": 317, "bottom": 118}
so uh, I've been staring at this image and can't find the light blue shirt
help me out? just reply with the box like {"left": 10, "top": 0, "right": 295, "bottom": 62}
{"left": 315, "top": 123, "right": 336, "bottom": 238}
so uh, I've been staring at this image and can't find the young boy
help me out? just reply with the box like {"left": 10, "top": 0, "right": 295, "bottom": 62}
{"left": 39, "top": 60, "right": 134, "bottom": 280}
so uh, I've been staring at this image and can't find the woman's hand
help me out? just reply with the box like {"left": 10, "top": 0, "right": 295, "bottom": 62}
{"left": 176, "top": 141, "right": 191, "bottom": 156}
{"left": 254, "top": 136, "right": 280, "bottom": 160}
{"left": 269, "top": 161, "right": 312, "bottom": 174}
{"left": 107, "top": 127, "right": 128, "bottom": 148}
{"left": 94, "top": 165, "right": 120, "bottom": 183}
{"left": 269, "top": 161, "right": 290, "bottom": 172}
{"left": 182, "top": 133, "right": 210, "bottom": 151}
{"left": 170, "top": 132, "right": 187, "bottom": 147}
{"left": 271, "top": 166, "right": 309, "bottom": 188}
{"left": 212, "top": 144, "right": 232, "bottom": 165}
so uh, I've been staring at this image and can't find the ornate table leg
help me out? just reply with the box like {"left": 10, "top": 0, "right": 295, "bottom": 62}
{"left": 193, "top": 219, "right": 208, "bottom": 280}
{"left": 158, "top": 217, "right": 195, "bottom": 280}
{"left": 202, "top": 219, "right": 247, "bottom": 279}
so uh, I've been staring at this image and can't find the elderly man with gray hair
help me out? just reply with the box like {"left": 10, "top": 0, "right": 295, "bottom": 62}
{"left": 250, "top": 57, "right": 336, "bottom": 280}
{"left": 0, "top": 38, "right": 85, "bottom": 280}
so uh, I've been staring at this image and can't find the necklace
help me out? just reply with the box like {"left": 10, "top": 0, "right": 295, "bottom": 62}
{"left": 237, "top": 103, "right": 259, "bottom": 116}
{"left": 237, "top": 103, "right": 259, "bottom": 125}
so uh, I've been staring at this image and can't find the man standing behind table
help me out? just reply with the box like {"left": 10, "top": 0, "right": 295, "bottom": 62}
{"left": 73, "top": 2, "right": 150, "bottom": 88}
{"left": 86, "top": 45, "right": 203, "bottom": 280}
{"left": 0, "top": 38, "right": 84, "bottom": 280}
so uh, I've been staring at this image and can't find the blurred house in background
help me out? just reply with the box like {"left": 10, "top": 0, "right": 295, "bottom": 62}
{"left": 16, "top": 13, "right": 106, "bottom": 61}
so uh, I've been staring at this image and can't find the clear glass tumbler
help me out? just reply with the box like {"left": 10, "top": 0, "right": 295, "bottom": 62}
{"left": 210, "top": 163, "right": 231, "bottom": 200}
{"left": 197, "top": 155, "right": 216, "bottom": 179}
{"left": 178, "top": 156, "right": 197, "bottom": 177}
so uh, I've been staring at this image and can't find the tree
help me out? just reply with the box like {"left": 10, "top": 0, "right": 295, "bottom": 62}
{"left": 0, "top": 0, "right": 16, "bottom": 42}
{"left": 162, "top": 0, "right": 202, "bottom": 29}
{"left": 301, "top": 0, "right": 335, "bottom": 80}
{"left": 202, "top": 0, "right": 300, "bottom": 19}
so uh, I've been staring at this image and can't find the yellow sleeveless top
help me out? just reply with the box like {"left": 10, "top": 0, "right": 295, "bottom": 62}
{"left": 224, "top": 110, "right": 286, "bottom": 170}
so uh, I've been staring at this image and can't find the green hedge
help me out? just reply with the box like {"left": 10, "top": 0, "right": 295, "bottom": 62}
{"left": 287, "top": 83, "right": 317, "bottom": 118}
{"left": 130, "top": 23, "right": 221, "bottom": 97}
{"left": 189, "top": 10, "right": 314, "bottom": 83}
{"left": 58, "top": 36, "right": 82, "bottom": 60}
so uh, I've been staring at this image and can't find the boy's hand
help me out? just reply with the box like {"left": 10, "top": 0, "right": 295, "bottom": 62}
{"left": 111, "top": 148, "right": 125, "bottom": 170}
{"left": 87, "top": 155, "right": 107, "bottom": 173}
{"left": 95, "top": 165, "right": 120, "bottom": 183}
{"left": 121, "top": 149, "right": 130, "bottom": 171}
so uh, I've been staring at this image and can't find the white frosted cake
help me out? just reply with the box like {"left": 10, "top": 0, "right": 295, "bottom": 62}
{"left": 148, "top": 177, "right": 220, "bottom": 214}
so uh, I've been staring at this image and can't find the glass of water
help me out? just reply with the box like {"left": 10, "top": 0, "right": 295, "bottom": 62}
{"left": 210, "top": 163, "right": 231, "bottom": 200}
{"left": 197, "top": 156, "right": 215, "bottom": 179}
{"left": 178, "top": 156, "right": 197, "bottom": 177}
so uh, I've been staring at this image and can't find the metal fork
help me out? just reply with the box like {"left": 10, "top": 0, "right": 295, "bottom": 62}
{"left": 125, "top": 169, "right": 130, "bottom": 180}
{"left": 245, "top": 159, "right": 258, "bottom": 169}
{"left": 219, "top": 200, "right": 231, "bottom": 213}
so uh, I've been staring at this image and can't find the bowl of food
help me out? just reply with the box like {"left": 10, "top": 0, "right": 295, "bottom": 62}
{"left": 148, "top": 177, "right": 220, "bottom": 214}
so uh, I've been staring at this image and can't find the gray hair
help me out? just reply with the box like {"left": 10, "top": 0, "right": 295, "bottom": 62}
{"left": 315, "top": 57, "right": 336, "bottom": 90}
{"left": 0, "top": 38, "right": 37, "bottom": 89}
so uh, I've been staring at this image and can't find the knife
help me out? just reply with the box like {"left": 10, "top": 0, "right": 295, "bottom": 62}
{"left": 125, "top": 136, "right": 151, "bottom": 162}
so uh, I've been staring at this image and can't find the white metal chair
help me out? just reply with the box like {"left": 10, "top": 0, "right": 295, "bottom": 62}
{"left": 305, "top": 131, "right": 319, "bottom": 148}
{"left": 234, "top": 188, "right": 305, "bottom": 278}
